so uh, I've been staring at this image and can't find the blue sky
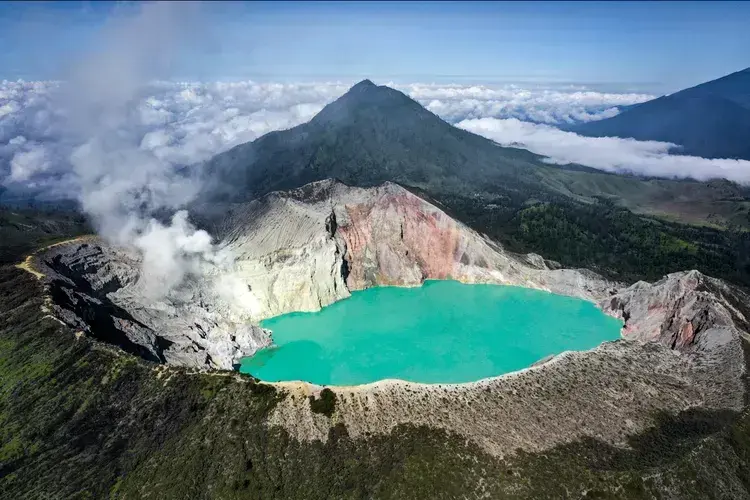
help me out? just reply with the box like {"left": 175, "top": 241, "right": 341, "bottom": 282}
{"left": 1, "top": 1, "right": 748, "bottom": 93}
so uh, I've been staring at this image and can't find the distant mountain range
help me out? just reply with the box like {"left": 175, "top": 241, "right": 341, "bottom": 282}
{"left": 574, "top": 68, "right": 750, "bottom": 160}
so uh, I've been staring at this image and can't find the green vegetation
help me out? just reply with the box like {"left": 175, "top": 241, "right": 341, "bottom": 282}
{"left": 427, "top": 190, "right": 750, "bottom": 288}
{"left": 0, "top": 206, "right": 89, "bottom": 264}
{"left": 508, "top": 200, "right": 750, "bottom": 285}
{"left": 309, "top": 388, "right": 336, "bottom": 416}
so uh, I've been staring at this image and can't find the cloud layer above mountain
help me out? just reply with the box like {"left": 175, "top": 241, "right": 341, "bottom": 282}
{"left": 457, "top": 118, "right": 750, "bottom": 184}
{"left": 2, "top": 78, "right": 749, "bottom": 200}
{"left": 397, "top": 83, "right": 652, "bottom": 125}
{"left": 0, "top": 80, "right": 349, "bottom": 198}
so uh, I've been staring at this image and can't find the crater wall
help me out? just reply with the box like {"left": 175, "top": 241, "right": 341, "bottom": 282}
{"left": 35, "top": 180, "right": 620, "bottom": 369}
{"left": 23, "top": 179, "right": 750, "bottom": 456}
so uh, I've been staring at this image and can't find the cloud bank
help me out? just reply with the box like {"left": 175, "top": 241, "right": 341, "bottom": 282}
{"left": 0, "top": 79, "right": 654, "bottom": 198}
{"left": 395, "top": 83, "right": 653, "bottom": 125}
{"left": 1, "top": 72, "right": 748, "bottom": 211}
{"left": 458, "top": 118, "right": 750, "bottom": 184}
{"left": 0, "top": 79, "right": 349, "bottom": 199}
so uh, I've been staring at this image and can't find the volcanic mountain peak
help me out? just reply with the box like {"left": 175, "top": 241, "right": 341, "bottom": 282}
{"left": 203, "top": 79, "right": 544, "bottom": 203}
{"left": 350, "top": 78, "right": 376, "bottom": 89}
{"left": 310, "top": 78, "right": 431, "bottom": 126}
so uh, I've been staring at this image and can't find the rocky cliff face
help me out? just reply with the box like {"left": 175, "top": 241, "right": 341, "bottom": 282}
{"left": 602, "top": 270, "right": 750, "bottom": 410}
{"left": 603, "top": 270, "right": 750, "bottom": 350}
{"left": 39, "top": 242, "right": 272, "bottom": 369}
{"left": 218, "top": 179, "right": 621, "bottom": 304}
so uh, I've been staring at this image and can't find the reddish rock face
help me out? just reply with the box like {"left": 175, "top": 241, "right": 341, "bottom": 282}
{"left": 604, "top": 270, "right": 749, "bottom": 352}
{"left": 678, "top": 321, "right": 696, "bottom": 348}
{"left": 400, "top": 195, "right": 460, "bottom": 280}
{"left": 338, "top": 203, "right": 375, "bottom": 288}
{"left": 338, "top": 193, "right": 461, "bottom": 290}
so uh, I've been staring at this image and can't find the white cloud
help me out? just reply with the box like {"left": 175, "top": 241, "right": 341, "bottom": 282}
{"left": 0, "top": 79, "right": 653, "bottom": 196}
{"left": 9, "top": 145, "right": 51, "bottom": 182}
{"left": 458, "top": 117, "right": 750, "bottom": 185}
{"left": 1, "top": 74, "right": 747, "bottom": 201}
{"left": 0, "top": 79, "right": 350, "bottom": 198}
{"left": 0, "top": 101, "right": 21, "bottom": 119}
{"left": 394, "top": 83, "right": 652, "bottom": 124}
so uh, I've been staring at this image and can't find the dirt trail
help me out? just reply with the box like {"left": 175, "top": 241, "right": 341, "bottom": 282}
{"left": 15, "top": 235, "right": 97, "bottom": 280}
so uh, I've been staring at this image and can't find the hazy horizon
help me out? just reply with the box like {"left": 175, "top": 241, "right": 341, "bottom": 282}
{"left": 1, "top": 1, "right": 749, "bottom": 94}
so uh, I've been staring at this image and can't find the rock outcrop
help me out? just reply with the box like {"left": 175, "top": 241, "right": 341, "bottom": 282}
{"left": 602, "top": 270, "right": 750, "bottom": 410}
{"left": 39, "top": 242, "right": 271, "bottom": 369}
{"left": 213, "top": 179, "right": 620, "bottom": 308}
{"left": 603, "top": 270, "right": 750, "bottom": 350}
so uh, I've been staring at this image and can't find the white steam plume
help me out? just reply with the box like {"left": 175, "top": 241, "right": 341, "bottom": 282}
{"left": 60, "top": 2, "right": 246, "bottom": 305}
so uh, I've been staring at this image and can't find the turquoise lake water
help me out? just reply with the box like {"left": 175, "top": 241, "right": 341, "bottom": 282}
{"left": 239, "top": 280, "right": 622, "bottom": 386}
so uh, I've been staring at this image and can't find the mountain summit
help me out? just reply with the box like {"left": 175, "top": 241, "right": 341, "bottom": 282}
{"left": 574, "top": 67, "right": 750, "bottom": 160}
{"left": 205, "top": 80, "right": 544, "bottom": 202}
{"left": 311, "top": 79, "right": 437, "bottom": 127}
{"left": 349, "top": 78, "right": 376, "bottom": 89}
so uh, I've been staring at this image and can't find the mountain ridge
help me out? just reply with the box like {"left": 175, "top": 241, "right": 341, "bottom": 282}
{"left": 204, "top": 79, "right": 549, "bottom": 203}
{"left": 195, "top": 79, "right": 750, "bottom": 291}
{"left": 574, "top": 67, "right": 750, "bottom": 160}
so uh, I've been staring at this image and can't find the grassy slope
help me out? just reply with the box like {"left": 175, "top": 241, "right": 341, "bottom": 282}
{"left": 537, "top": 168, "right": 750, "bottom": 230}
{"left": 1, "top": 226, "right": 750, "bottom": 498}
{"left": 0, "top": 207, "right": 90, "bottom": 265}
{"left": 412, "top": 186, "right": 750, "bottom": 289}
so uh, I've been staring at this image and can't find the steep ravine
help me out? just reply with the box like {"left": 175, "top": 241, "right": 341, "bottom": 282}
{"left": 19, "top": 180, "right": 750, "bottom": 462}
